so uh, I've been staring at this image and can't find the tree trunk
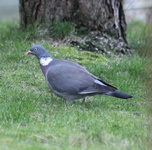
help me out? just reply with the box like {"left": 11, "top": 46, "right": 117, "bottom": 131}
{"left": 19, "top": 0, "right": 131, "bottom": 54}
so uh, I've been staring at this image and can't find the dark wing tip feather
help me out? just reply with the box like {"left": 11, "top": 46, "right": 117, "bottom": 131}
{"left": 105, "top": 90, "right": 133, "bottom": 99}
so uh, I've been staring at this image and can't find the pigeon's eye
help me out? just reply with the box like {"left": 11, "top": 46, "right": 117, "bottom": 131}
{"left": 34, "top": 48, "right": 37, "bottom": 51}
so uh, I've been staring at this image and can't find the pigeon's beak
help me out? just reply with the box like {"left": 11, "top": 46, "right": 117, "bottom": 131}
{"left": 26, "top": 50, "right": 32, "bottom": 55}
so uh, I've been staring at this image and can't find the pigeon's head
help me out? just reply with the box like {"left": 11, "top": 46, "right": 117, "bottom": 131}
{"left": 26, "top": 45, "right": 51, "bottom": 59}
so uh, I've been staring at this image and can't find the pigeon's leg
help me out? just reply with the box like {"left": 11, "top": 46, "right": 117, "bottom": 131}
{"left": 82, "top": 98, "right": 86, "bottom": 103}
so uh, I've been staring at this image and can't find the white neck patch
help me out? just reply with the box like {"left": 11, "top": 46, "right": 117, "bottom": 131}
{"left": 39, "top": 57, "right": 53, "bottom": 66}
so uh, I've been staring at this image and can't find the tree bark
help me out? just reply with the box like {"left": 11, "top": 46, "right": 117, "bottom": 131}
{"left": 19, "top": 0, "right": 126, "bottom": 41}
{"left": 19, "top": 0, "right": 132, "bottom": 54}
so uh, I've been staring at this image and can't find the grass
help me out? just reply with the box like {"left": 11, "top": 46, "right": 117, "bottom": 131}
{"left": 0, "top": 21, "right": 150, "bottom": 150}
{"left": 127, "top": 21, "right": 152, "bottom": 53}
{"left": 48, "top": 21, "right": 75, "bottom": 38}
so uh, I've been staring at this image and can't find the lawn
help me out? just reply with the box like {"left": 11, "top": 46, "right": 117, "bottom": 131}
{"left": 0, "top": 21, "right": 150, "bottom": 150}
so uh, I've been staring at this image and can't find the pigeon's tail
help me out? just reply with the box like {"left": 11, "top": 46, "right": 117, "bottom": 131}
{"left": 104, "top": 90, "right": 132, "bottom": 99}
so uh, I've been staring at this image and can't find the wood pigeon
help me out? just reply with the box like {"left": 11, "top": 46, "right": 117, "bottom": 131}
{"left": 26, "top": 45, "right": 132, "bottom": 103}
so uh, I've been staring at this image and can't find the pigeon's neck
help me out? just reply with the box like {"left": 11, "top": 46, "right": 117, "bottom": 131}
{"left": 39, "top": 57, "right": 53, "bottom": 77}
{"left": 39, "top": 57, "right": 53, "bottom": 66}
